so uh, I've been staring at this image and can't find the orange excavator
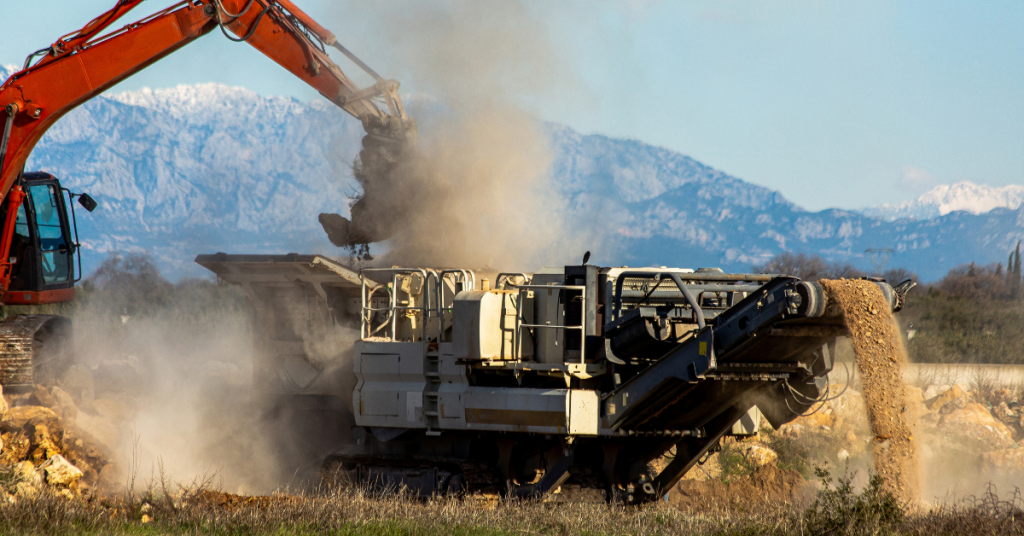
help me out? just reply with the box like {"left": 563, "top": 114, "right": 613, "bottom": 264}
{"left": 0, "top": 0, "right": 414, "bottom": 389}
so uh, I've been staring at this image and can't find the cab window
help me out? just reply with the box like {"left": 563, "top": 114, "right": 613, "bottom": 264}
{"left": 27, "top": 184, "right": 71, "bottom": 285}
{"left": 13, "top": 204, "right": 28, "bottom": 240}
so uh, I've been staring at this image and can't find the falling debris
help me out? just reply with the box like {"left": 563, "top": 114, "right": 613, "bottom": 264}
{"left": 819, "top": 279, "right": 920, "bottom": 505}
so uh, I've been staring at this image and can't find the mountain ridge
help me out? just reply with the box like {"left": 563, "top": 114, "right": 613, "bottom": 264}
{"left": 4, "top": 64, "right": 1023, "bottom": 280}
{"left": 862, "top": 181, "right": 1024, "bottom": 221}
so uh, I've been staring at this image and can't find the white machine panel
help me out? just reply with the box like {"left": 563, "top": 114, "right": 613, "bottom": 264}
{"left": 452, "top": 290, "right": 531, "bottom": 361}
{"left": 568, "top": 389, "right": 599, "bottom": 435}
{"left": 353, "top": 341, "right": 427, "bottom": 428}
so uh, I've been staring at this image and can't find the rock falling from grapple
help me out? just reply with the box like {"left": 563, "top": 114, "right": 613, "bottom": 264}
{"left": 319, "top": 122, "right": 421, "bottom": 257}
{"left": 820, "top": 279, "right": 920, "bottom": 505}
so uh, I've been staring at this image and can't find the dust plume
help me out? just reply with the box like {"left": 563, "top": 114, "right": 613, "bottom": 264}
{"left": 820, "top": 279, "right": 920, "bottom": 505}
{"left": 361, "top": 108, "right": 573, "bottom": 269}
{"left": 334, "top": 0, "right": 581, "bottom": 104}
{"left": 54, "top": 255, "right": 326, "bottom": 494}
{"left": 68, "top": 305, "right": 275, "bottom": 493}
{"left": 321, "top": 0, "right": 624, "bottom": 269}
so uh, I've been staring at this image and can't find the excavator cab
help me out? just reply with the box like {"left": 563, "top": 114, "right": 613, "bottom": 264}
{"left": 1, "top": 172, "right": 91, "bottom": 303}
{"left": 0, "top": 171, "right": 94, "bottom": 390}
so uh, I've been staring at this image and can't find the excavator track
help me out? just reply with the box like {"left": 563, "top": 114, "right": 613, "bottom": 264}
{"left": 0, "top": 315, "right": 72, "bottom": 392}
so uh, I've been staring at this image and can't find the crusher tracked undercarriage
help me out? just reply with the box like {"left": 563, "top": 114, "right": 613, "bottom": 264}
{"left": 197, "top": 253, "right": 908, "bottom": 503}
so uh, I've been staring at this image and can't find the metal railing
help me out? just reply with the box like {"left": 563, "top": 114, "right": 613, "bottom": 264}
{"left": 435, "top": 270, "right": 475, "bottom": 341}
{"left": 610, "top": 271, "right": 770, "bottom": 325}
{"left": 514, "top": 284, "right": 587, "bottom": 364}
{"left": 360, "top": 268, "right": 438, "bottom": 341}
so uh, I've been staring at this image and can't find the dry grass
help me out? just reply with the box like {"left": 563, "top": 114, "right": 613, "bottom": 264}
{"left": 969, "top": 366, "right": 999, "bottom": 404}
{"left": 0, "top": 486, "right": 755, "bottom": 536}
{"left": 1, "top": 474, "right": 1023, "bottom": 536}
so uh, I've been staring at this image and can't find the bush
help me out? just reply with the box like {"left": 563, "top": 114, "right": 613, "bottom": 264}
{"left": 751, "top": 252, "right": 866, "bottom": 281}
{"left": 938, "top": 263, "right": 1019, "bottom": 301}
{"left": 799, "top": 467, "right": 904, "bottom": 535}
{"left": 900, "top": 284, "right": 1024, "bottom": 365}
{"left": 73, "top": 253, "right": 246, "bottom": 320}
{"left": 716, "top": 443, "right": 757, "bottom": 482}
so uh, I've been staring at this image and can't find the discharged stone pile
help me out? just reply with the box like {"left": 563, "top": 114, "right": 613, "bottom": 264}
{"left": 675, "top": 374, "right": 1024, "bottom": 511}
{"left": 671, "top": 464, "right": 813, "bottom": 513}
{"left": 779, "top": 379, "right": 1024, "bottom": 492}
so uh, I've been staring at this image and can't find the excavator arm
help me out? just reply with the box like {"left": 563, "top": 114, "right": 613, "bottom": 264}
{"left": 0, "top": 0, "right": 412, "bottom": 300}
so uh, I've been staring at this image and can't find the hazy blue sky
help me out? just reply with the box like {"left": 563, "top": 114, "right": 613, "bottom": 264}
{"left": 2, "top": 1, "right": 1021, "bottom": 211}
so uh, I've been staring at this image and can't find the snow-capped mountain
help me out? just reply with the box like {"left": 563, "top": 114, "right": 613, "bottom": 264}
{"left": 30, "top": 84, "right": 365, "bottom": 275}
{"left": 551, "top": 130, "right": 1024, "bottom": 281}
{"left": 863, "top": 182, "right": 1024, "bottom": 221}
{"left": 6, "top": 63, "right": 1024, "bottom": 281}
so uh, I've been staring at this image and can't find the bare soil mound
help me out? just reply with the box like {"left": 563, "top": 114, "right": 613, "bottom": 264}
{"left": 190, "top": 489, "right": 301, "bottom": 511}
{"left": 670, "top": 465, "right": 813, "bottom": 513}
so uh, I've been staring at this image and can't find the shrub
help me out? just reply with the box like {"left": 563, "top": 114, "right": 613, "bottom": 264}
{"left": 799, "top": 467, "right": 904, "bottom": 535}
{"left": 751, "top": 252, "right": 865, "bottom": 281}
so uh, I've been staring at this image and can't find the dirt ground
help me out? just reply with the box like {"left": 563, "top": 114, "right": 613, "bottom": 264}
{"left": 670, "top": 464, "right": 814, "bottom": 513}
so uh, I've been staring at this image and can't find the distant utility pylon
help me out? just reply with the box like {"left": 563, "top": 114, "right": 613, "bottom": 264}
{"left": 864, "top": 248, "right": 894, "bottom": 275}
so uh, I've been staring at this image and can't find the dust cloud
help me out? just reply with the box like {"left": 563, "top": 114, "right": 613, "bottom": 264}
{"left": 361, "top": 108, "right": 572, "bottom": 269}
{"left": 55, "top": 260, "right": 324, "bottom": 495}
{"left": 67, "top": 311, "right": 271, "bottom": 493}
{"left": 322, "top": 1, "right": 629, "bottom": 270}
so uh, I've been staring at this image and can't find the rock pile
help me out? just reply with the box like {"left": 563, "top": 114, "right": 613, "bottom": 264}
{"left": 676, "top": 377, "right": 1024, "bottom": 512}
{"left": 672, "top": 464, "right": 814, "bottom": 512}
{"left": 777, "top": 378, "right": 1024, "bottom": 492}
{"left": 0, "top": 370, "right": 123, "bottom": 501}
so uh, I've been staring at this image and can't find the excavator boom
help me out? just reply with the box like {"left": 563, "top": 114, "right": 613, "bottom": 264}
{"left": 0, "top": 0, "right": 412, "bottom": 303}
{"left": 0, "top": 0, "right": 413, "bottom": 391}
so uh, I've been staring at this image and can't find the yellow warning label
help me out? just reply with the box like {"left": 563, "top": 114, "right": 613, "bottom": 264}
{"left": 699, "top": 342, "right": 708, "bottom": 356}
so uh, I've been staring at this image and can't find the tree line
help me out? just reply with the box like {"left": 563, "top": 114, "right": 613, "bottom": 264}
{"left": 753, "top": 249, "right": 1024, "bottom": 364}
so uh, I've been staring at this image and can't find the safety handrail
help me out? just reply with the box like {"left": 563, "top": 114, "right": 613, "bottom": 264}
{"left": 514, "top": 284, "right": 587, "bottom": 364}
{"left": 436, "top": 269, "right": 475, "bottom": 341}
{"left": 611, "top": 271, "right": 771, "bottom": 323}
{"left": 360, "top": 268, "right": 437, "bottom": 341}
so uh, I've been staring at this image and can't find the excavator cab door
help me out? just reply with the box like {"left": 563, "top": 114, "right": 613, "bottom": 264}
{"left": 4, "top": 172, "right": 77, "bottom": 301}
